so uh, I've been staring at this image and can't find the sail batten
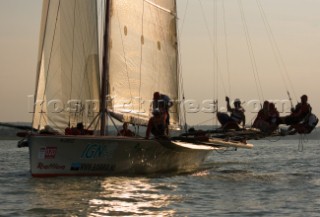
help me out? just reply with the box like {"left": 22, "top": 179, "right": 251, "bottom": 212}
{"left": 144, "top": 0, "right": 175, "bottom": 15}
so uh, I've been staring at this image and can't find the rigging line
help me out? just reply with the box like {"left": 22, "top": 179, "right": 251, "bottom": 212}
{"left": 198, "top": 0, "right": 218, "bottom": 125}
{"left": 179, "top": 66, "right": 187, "bottom": 129}
{"left": 197, "top": 0, "right": 214, "bottom": 61}
{"left": 298, "top": 134, "right": 306, "bottom": 152}
{"left": 256, "top": 0, "right": 289, "bottom": 93}
{"left": 176, "top": 36, "right": 186, "bottom": 128}
{"left": 238, "top": 0, "right": 264, "bottom": 101}
{"left": 39, "top": 0, "right": 61, "bottom": 130}
{"left": 178, "top": 0, "right": 189, "bottom": 37}
{"left": 213, "top": 0, "right": 218, "bottom": 103}
{"left": 177, "top": 0, "right": 190, "bottom": 129}
{"left": 239, "top": 0, "right": 263, "bottom": 100}
{"left": 213, "top": 1, "right": 228, "bottom": 103}
{"left": 137, "top": 0, "right": 145, "bottom": 128}
{"left": 256, "top": 0, "right": 297, "bottom": 101}
{"left": 215, "top": 0, "right": 221, "bottom": 103}
{"left": 212, "top": 0, "right": 220, "bottom": 127}
{"left": 197, "top": 0, "right": 214, "bottom": 99}
{"left": 215, "top": 1, "right": 229, "bottom": 102}
{"left": 178, "top": 60, "right": 187, "bottom": 129}
{"left": 176, "top": 9, "right": 187, "bottom": 129}
{"left": 173, "top": 0, "right": 184, "bottom": 129}
{"left": 222, "top": 0, "right": 231, "bottom": 97}
{"left": 177, "top": 0, "right": 188, "bottom": 128}
{"left": 198, "top": 0, "right": 228, "bottom": 98}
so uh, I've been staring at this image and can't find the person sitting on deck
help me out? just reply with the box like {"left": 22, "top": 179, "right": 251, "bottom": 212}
{"left": 280, "top": 95, "right": 312, "bottom": 133}
{"left": 288, "top": 112, "right": 318, "bottom": 135}
{"left": 117, "top": 122, "right": 135, "bottom": 137}
{"left": 217, "top": 96, "right": 245, "bottom": 130}
{"left": 280, "top": 95, "right": 312, "bottom": 134}
{"left": 252, "top": 101, "right": 280, "bottom": 133}
{"left": 186, "top": 127, "right": 209, "bottom": 142}
{"left": 39, "top": 125, "right": 60, "bottom": 135}
{"left": 65, "top": 122, "right": 93, "bottom": 135}
{"left": 145, "top": 108, "right": 168, "bottom": 139}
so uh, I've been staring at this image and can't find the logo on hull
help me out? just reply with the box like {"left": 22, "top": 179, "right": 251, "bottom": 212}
{"left": 38, "top": 147, "right": 57, "bottom": 160}
{"left": 37, "top": 163, "right": 65, "bottom": 170}
{"left": 81, "top": 144, "right": 116, "bottom": 159}
{"left": 70, "top": 163, "right": 115, "bottom": 172}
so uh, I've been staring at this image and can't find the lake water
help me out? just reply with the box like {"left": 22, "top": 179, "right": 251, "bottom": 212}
{"left": 0, "top": 136, "right": 319, "bottom": 216}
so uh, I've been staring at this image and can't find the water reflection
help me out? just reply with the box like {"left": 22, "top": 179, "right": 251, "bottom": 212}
{"left": 27, "top": 177, "right": 181, "bottom": 216}
{"left": 89, "top": 178, "right": 179, "bottom": 216}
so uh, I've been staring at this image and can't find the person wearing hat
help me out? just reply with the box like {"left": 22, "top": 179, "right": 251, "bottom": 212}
{"left": 217, "top": 96, "right": 246, "bottom": 130}
{"left": 145, "top": 108, "right": 168, "bottom": 139}
{"left": 281, "top": 94, "right": 312, "bottom": 127}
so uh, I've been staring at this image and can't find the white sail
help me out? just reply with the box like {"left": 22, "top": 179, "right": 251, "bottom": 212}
{"left": 33, "top": 0, "right": 100, "bottom": 133}
{"left": 107, "top": 0, "right": 180, "bottom": 128}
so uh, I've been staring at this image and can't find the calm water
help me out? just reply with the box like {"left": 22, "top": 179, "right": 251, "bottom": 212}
{"left": 0, "top": 136, "right": 320, "bottom": 217}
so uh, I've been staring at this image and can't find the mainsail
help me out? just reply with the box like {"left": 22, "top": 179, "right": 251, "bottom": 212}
{"left": 33, "top": 0, "right": 100, "bottom": 133}
{"left": 107, "top": 0, "right": 180, "bottom": 129}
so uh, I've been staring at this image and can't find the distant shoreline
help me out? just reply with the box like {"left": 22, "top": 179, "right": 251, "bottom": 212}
{"left": 0, "top": 136, "right": 19, "bottom": 140}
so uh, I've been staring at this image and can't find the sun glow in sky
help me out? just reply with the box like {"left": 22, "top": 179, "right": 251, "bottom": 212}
{"left": 0, "top": 0, "right": 319, "bottom": 126}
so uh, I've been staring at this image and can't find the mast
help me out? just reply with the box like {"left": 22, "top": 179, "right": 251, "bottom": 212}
{"left": 173, "top": 0, "right": 182, "bottom": 129}
{"left": 100, "top": 0, "right": 111, "bottom": 136}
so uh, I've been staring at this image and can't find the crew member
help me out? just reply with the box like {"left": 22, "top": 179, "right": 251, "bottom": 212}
{"left": 153, "top": 92, "right": 173, "bottom": 134}
{"left": 217, "top": 96, "right": 245, "bottom": 130}
{"left": 145, "top": 108, "right": 167, "bottom": 139}
{"left": 117, "top": 122, "right": 135, "bottom": 137}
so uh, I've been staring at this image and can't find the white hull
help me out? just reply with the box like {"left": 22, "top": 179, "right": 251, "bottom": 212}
{"left": 28, "top": 135, "right": 216, "bottom": 177}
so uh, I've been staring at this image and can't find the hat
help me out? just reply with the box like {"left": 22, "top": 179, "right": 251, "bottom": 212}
{"left": 301, "top": 95, "right": 308, "bottom": 100}
{"left": 153, "top": 92, "right": 160, "bottom": 99}
{"left": 234, "top": 98, "right": 241, "bottom": 103}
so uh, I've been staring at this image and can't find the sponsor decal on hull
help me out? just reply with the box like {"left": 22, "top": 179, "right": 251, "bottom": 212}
{"left": 70, "top": 163, "right": 116, "bottom": 172}
{"left": 81, "top": 144, "right": 117, "bottom": 159}
{"left": 38, "top": 147, "right": 57, "bottom": 160}
{"left": 37, "top": 163, "right": 66, "bottom": 170}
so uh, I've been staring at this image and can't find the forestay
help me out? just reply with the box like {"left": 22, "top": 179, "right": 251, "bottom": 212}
{"left": 33, "top": 0, "right": 100, "bottom": 133}
{"left": 107, "top": 0, "right": 180, "bottom": 129}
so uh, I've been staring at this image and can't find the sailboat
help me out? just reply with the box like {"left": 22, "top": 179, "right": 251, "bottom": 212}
{"left": 22, "top": 0, "right": 253, "bottom": 177}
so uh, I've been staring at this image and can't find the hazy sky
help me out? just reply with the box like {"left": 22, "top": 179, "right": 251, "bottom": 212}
{"left": 0, "top": 0, "right": 319, "bottom": 126}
